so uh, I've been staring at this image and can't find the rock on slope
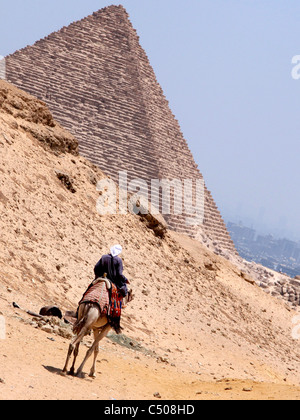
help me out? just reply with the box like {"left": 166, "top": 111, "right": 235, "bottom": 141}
{"left": 0, "top": 81, "right": 78, "bottom": 155}
{"left": 0, "top": 80, "right": 300, "bottom": 396}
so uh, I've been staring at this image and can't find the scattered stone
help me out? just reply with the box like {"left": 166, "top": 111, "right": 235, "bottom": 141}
{"left": 41, "top": 326, "right": 53, "bottom": 334}
{"left": 205, "top": 263, "right": 216, "bottom": 271}
{"left": 156, "top": 356, "right": 169, "bottom": 364}
{"left": 153, "top": 392, "right": 161, "bottom": 399}
{"left": 55, "top": 170, "right": 76, "bottom": 193}
{"left": 241, "top": 271, "right": 256, "bottom": 285}
{"left": 142, "top": 288, "right": 150, "bottom": 296}
{"left": 57, "top": 327, "right": 72, "bottom": 340}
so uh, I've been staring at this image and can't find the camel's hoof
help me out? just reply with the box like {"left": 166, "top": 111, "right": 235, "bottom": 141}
{"left": 60, "top": 370, "right": 67, "bottom": 377}
{"left": 68, "top": 369, "right": 75, "bottom": 376}
{"left": 76, "top": 371, "right": 86, "bottom": 379}
{"left": 89, "top": 373, "right": 96, "bottom": 379}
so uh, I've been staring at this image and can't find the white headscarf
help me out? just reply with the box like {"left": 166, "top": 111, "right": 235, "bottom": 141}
{"left": 110, "top": 244, "right": 122, "bottom": 257}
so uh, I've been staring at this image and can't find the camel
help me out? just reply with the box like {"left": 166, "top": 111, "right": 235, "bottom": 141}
{"left": 62, "top": 278, "right": 132, "bottom": 378}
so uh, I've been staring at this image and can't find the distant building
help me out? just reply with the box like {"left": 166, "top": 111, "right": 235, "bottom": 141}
{"left": 227, "top": 221, "right": 300, "bottom": 277}
{"left": 227, "top": 222, "right": 256, "bottom": 242}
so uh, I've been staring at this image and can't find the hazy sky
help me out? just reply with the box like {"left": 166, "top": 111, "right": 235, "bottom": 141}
{"left": 1, "top": 0, "right": 300, "bottom": 240}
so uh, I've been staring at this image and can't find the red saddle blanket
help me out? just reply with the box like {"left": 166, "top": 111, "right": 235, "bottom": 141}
{"left": 79, "top": 281, "right": 110, "bottom": 314}
{"left": 109, "top": 283, "right": 123, "bottom": 319}
{"left": 79, "top": 281, "right": 123, "bottom": 334}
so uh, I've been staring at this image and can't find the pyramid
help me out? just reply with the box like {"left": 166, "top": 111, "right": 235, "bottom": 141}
{"left": 5, "top": 5, "right": 236, "bottom": 253}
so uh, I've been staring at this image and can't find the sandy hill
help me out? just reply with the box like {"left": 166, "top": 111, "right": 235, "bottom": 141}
{"left": 0, "top": 80, "right": 300, "bottom": 400}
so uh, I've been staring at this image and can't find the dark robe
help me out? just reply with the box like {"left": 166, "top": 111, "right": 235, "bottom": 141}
{"left": 94, "top": 254, "right": 128, "bottom": 297}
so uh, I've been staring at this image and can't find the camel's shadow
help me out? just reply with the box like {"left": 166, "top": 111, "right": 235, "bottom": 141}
{"left": 43, "top": 365, "right": 64, "bottom": 376}
{"left": 43, "top": 365, "right": 89, "bottom": 380}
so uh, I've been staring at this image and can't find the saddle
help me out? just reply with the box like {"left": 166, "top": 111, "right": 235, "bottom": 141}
{"left": 78, "top": 276, "right": 124, "bottom": 334}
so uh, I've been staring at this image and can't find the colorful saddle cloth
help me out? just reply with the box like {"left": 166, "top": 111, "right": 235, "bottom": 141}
{"left": 79, "top": 281, "right": 110, "bottom": 314}
{"left": 78, "top": 281, "right": 123, "bottom": 334}
{"left": 108, "top": 283, "right": 123, "bottom": 334}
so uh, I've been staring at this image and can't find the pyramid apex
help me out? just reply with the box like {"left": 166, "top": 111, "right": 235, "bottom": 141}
{"left": 92, "top": 4, "right": 129, "bottom": 17}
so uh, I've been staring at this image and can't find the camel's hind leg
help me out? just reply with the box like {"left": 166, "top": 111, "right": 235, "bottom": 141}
{"left": 62, "top": 326, "right": 88, "bottom": 375}
{"left": 76, "top": 324, "right": 111, "bottom": 378}
{"left": 89, "top": 329, "right": 101, "bottom": 378}
{"left": 62, "top": 342, "right": 75, "bottom": 375}
{"left": 62, "top": 303, "right": 98, "bottom": 375}
{"left": 69, "top": 342, "right": 80, "bottom": 376}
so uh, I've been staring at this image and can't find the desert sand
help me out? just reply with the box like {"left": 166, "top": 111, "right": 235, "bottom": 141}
{"left": 0, "top": 80, "right": 300, "bottom": 400}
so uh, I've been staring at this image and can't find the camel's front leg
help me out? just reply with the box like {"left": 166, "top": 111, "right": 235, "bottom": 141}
{"left": 76, "top": 324, "right": 111, "bottom": 378}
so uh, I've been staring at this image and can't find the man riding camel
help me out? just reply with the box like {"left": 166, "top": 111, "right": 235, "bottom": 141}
{"left": 64, "top": 247, "right": 132, "bottom": 376}
{"left": 77, "top": 244, "right": 130, "bottom": 331}
{"left": 94, "top": 244, "right": 129, "bottom": 298}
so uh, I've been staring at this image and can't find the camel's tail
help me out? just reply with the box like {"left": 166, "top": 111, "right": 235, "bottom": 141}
{"left": 72, "top": 303, "right": 93, "bottom": 336}
{"left": 73, "top": 317, "right": 85, "bottom": 336}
